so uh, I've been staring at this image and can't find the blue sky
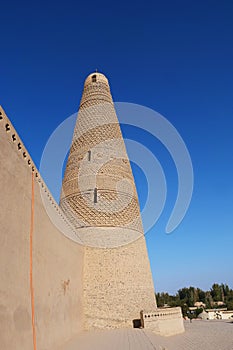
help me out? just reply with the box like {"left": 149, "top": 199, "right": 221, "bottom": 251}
{"left": 1, "top": 0, "right": 233, "bottom": 294}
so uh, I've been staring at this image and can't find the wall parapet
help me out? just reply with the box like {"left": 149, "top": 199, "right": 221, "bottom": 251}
{"left": 0, "top": 106, "right": 79, "bottom": 242}
{"left": 140, "top": 307, "right": 185, "bottom": 336}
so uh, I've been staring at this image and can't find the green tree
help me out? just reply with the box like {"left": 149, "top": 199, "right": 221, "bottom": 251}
{"left": 178, "top": 287, "right": 198, "bottom": 306}
{"left": 197, "top": 288, "right": 206, "bottom": 303}
{"left": 156, "top": 292, "right": 171, "bottom": 307}
{"left": 225, "top": 289, "right": 233, "bottom": 310}
{"left": 194, "top": 308, "right": 203, "bottom": 318}
{"left": 156, "top": 283, "right": 233, "bottom": 312}
{"left": 221, "top": 284, "right": 230, "bottom": 300}
{"left": 205, "top": 291, "right": 213, "bottom": 308}
{"left": 210, "top": 283, "right": 223, "bottom": 301}
{"left": 181, "top": 303, "right": 189, "bottom": 317}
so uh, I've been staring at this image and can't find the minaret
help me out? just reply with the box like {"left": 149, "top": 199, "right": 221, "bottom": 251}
{"left": 60, "top": 72, "right": 157, "bottom": 329}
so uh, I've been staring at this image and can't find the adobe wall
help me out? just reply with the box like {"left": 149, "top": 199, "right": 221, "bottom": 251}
{"left": 141, "top": 308, "right": 185, "bottom": 336}
{"left": 0, "top": 107, "right": 84, "bottom": 350}
{"left": 83, "top": 236, "right": 157, "bottom": 329}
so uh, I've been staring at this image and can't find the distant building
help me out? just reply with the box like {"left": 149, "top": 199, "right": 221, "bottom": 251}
{"left": 212, "top": 301, "right": 225, "bottom": 307}
{"left": 194, "top": 301, "right": 206, "bottom": 308}
{"left": 199, "top": 310, "right": 209, "bottom": 320}
{"left": 199, "top": 308, "right": 233, "bottom": 320}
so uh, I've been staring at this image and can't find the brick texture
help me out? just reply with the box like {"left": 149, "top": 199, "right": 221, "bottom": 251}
{"left": 60, "top": 72, "right": 157, "bottom": 328}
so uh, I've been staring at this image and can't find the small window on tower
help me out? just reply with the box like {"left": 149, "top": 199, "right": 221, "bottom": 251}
{"left": 92, "top": 75, "right": 97, "bottom": 82}
{"left": 94, "top": 188, "right": 98, "bottom": 203}
{"left": 88, "top": 150, "right": 91, "bottom": 161}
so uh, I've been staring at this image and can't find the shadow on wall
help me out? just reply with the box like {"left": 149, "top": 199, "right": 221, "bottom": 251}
{"left": 133, "top": 319, "right": 142, "bottom": 328}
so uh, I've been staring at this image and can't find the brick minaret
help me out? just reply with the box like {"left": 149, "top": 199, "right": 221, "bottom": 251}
{"left": 60, "top": 72, "right": 157, "bottom": 329}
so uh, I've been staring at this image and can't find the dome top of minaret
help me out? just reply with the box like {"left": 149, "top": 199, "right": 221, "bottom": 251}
{"left": 84, "top": 71, "right": 109, "bottom": 86}
{"left": 79, "top": 71, "right": 112, "bottom": 109}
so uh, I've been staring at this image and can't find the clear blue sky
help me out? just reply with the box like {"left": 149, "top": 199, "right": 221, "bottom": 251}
{"left": 1, "top": 0, "right": 233, "bottom": 294}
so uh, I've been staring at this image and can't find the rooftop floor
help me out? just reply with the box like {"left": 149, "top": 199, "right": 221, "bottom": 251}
{"left": 58, "top": 320, "right": 233, "bottom": 350}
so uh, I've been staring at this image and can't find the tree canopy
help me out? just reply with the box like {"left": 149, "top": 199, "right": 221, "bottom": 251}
{"left": 156, "top": 283, "right": 233, "bottom": 317}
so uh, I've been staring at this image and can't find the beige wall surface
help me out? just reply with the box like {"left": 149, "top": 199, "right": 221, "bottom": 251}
{"left": 0, "top": 108, "right": 84, "bottom": 350}
{"left": 83, "top": 236, "right": 157, "bottom": 329}
{"left": 142, "top": 308, "right": 184, "bottom": 336}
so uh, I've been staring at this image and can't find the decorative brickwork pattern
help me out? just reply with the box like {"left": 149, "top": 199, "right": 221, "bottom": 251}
{"left": 60, "top": 73, "right": 144, "bottom": 242}
{"left": 60, "top": 73, "right": 158, "bottom": 328}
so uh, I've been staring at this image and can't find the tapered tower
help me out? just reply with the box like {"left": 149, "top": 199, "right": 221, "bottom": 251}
{"left": 60, "top": 72, "right": 157, "bottom": 328}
